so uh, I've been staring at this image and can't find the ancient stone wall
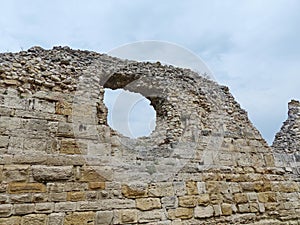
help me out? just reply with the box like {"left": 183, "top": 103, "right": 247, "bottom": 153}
{"left": 0, "top": 46, "right": 299, "bottom": 224}
{"left": 272, "top": 100, "right": 300, "bottom": 176}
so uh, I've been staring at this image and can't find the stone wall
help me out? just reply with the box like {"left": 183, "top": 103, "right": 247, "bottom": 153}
{"left": 0, "top": 46, "right": 299, "bottom": 225}
{"left": 272, "top": 100, "right": 300, "bottom": 176}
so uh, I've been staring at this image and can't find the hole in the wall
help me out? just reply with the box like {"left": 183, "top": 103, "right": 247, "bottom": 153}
{"left": 103, "top": 88, "right": 156, "bottom": 139}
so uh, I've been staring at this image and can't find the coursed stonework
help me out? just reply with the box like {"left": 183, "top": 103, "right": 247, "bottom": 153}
{"left": 0, "top": 46, "right": 299, "bottom": 224}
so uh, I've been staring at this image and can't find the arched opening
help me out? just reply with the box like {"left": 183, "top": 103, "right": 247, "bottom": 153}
{"left": 103, "top": 88, "right": 156, "bottom": 138}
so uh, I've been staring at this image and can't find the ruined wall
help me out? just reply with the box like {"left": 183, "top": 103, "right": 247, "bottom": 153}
{"left": 0, "top": 46, "right": 299, "bottom": 225}
{"left": 272, "top": 100, "right": 300, "bottom": 175}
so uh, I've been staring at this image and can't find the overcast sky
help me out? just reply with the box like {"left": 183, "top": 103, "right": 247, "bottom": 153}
{"left": 1, "top": 0, "right": 299, "bottom": 144}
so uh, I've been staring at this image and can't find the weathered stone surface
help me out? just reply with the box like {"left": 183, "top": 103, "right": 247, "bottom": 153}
{"left": 8, "top": 183, "right": 46, "bottom": 194}
{"left": 114, "top": 209, "right": 138, "bottom": 224}
{"left": 122, "top": 183, "right": 148, "bottom": 198}
{"left": 88, "top": 182, "right": 105, "bottom": 190}
{"left": 234, "top": 193, "right": 248, "bottom": 204}
{"left": 48, "top": 213, "right": 64, "bottom": 225}
{"left": 95, "top": 211, "right": 113, "bottom": 225}
{"left": 258, "top": 192, "right": 277, "bottom": 203}
{"left": 194, "top": 205, "right": 214, "bottom": 218}
{"left": 0, "top": 46, "right": 299, "bottom": 224}
{"left": 79, "top": 166, "right": 112, "bottom": 182}
{"left": 186, "top": 181, "right": 198, "bottom": 195}
{"left": 35, "top": 202, "right": 54, "bottom": 213}
{"left": 56, "top": 100, "right": 72, "bottom": 115}
{"left": 178, "top": 196, "right": 198, "bottom": 208}
{"left": 2, "top": 165, "right": 29, "bottom": 182}
{"left": 138, "top": 209, "right": 165, "bottom": 223}
{"left": 0, "top": 216, "right": 21, "bottom": 225}
{"left": 197, "top": 194, "right": 210, "bottom": 206}
{"left": 54, "top": 202, "right": 76, "bottom": 212}
{"left": 67, "top": 191, "right": 85, "bottom": 201}
{"left": 0, "top": 204, "right": 12, "bottom": 217}
{"left": 64, "top": 212, "right": 95, "bottom": 225}
{"left": 60, "top": 139, "right": 83, "bottom": 154}
{"left": 161, "top": 196, "right": 177, "bottom": 209}
{"left": 136, "top": 198, "right": 161, "bottom": 211}
{"left": 167, "top": 207, "right": 193, "bottom": 220}
{"left": 221, "top": 203, "right": 233, "bottom": 216}
{"left": 22, "top": 214, "right": 47, "bottom": 225}
{"left": 32, "top": 165, "right": 73, "bottom": 182}
{"left": 148, "top": 183, "right": 174, "bottom": 197}
{"left": 14, "top": 203, "right": 35, "bottom": 215}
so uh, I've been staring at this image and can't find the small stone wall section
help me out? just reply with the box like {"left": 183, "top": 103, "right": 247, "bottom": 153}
{"left": 272, "top": 100, "right": 300, "bottom": 175}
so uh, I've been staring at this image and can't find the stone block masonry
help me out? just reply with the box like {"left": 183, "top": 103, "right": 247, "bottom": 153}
{"left": 0, "top": 46, "right": 299, "bottom": 224}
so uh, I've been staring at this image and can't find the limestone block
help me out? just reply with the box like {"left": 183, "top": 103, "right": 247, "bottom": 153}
{"left": 197, "top": 194, "right": 210, "bottom": 206}
{"left": 10, "top": 194, "right": 32, "bottom": 203}
{"left": 56, "top": 100, "right": 72, "bottom": 115}
{"left": 161, "top": 196, "right": 178, "bottom": 209}
{"left": 138, "top": 209, "right": 165, "bottom": 223}
{"left": 79, "top": 166, "right": 112, "bottom": 182}
{"left": 238, "top": 203, "right": 250, "bottom": 213}
{"left": 194, "top": 205, "right": 214, "bottom": 218}
{"left": 0, "top": 216, "right": 21, "bottom": 225}
{"left": 197, "top": 182, "right": 206, "bottom": 194}
{"left": 178, "top": 196, "right": 198, "bottom": 208}
{"left": 0, "top": 136, "right": 9, "bottom": 148}
{"left": 148, "top": 182, "right": 174, "bottom": 197}
{"left": 67, "top": 192, "right": 85, "bottom": 201}
{"left": 114, "top": 209, "right": 138, "bottom": 224}
{"left": 88, "top": 182, "right": 106, "bottom": 190}
{"left": 94, "top": 211, "right": 112, "bottom": 225}
{"left": 247, "top": 192, "right": 258, "bottom": 202}
{"left": 32, "top": 193, "right": 48, "bottom": 203}
{"left": 60, "top": 139, "right": 83, "bottom": 154}
{"left": 253, "top": 181, "right": 271, "bottom": 192}
{"left": 221, "top": 203, "right": 232, "bottom": 216}
{"left": 31, "top": 98, "right": 55, "bottom": 113}
{"left": 186, "top": 181, "right": 198, "bottom": 195}
{"left": 14, "top": 203, "right": 35, "bottom": 215}
{"left": 173, "top": 182, "right": 186, "bottom": 196}
{"left": 48, "top": 213, "right": 65, "bottom": 225}
{"left": 234, "top": 193, "right": 248, "bottom": 204}
{"left": 258, "top": 203, "right": 266, "bottom": 212}
{"left": 0, "top": 204, "right": 12, "bottom": 217}
{"left": 64, "top": 212, "right": 95, "bottom": 225}
{"left": 213, "top": 204, "right": 222, "bottom": 216}
{"left": 3, "top": 165, "right": 29, "bottom": 182}
{"left": 136, "top": 198, "right": 161, "bottom": 211}
{"left": 35, "top": 202, "right": 54, "bottom": 213}
{"left": 54, "top": 202, "right": 77, "bottom": 212}
{"left": 86, "top": 191, "right": 97, "bottom": 201}
{"left": 279, "top": 182, "right": 299, "bottom": 193}
{"left": 264, "top": 154, "right": 275, "bottom": 167}
{"left": 249, "top": 203, "right": 259, "bottom": 212}
{"left": 76, "top": 201, "right": 101, "bottom": 211}
{"left": 32, "top": 165, "right": 73, "bottom": 182}
{"left": 87, "top": 142, "right": 111, "bottom": 156}
{"left": 21, "top": 214, "right": 47, "bottom": 225}
{"left": 0, "top": 194, "right": 8, "bottom": 204}
{"left": 258, "top": 192, "right": 277, "bottom": 203}
{"left": 8, "top": 183, "right": 46, "bottom": 194}
{"left": 167, "top": 208, "right": 193, "bottom": 220}
{"left": 104, "top": 199, "right": 136, "bottom": 210}
{"left": 122, "top": 183, "right": 148, "bottom": 198}
{"left": 57, "top": 122, "right": 74, "bottom": 138}
{"left": 64, "top": 182, "right": 89, "bottom": 191}
{"left": 49, "top": 192, "right": 67, "bottom": 202}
